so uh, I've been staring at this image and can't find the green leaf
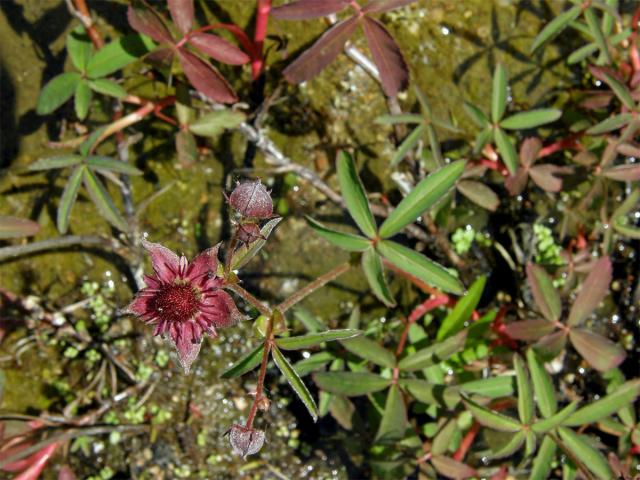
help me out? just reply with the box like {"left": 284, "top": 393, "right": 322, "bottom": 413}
{"left": 526, "top": 348, "right": 557, "bottom": 418}
{"left": 437, "top": 276, "right": 485, "bottom": 340}
{"left": 457, "top": 180, "right": 499, "bottom": 211}
{"left": 526, "top": 263, "right": 561, "bottom": 322}
{"left": 378, "top": 160, "right": 465, "bottom": 238}
{"left": 399, "top": 379, "right": 460, "bottom": 409}
{"left": 272, "top": 345, "right": 318, "bottom": 421}
{"left": 57, "top": 165, "right": 84, "bottom": 234}
{"left": 374, "top": 113, "right": 422, "bottom": 125}
{"left": 74, "top": 79, "right": 92, "bottom": 120}
{"left": 82, "top": 168, "right": 128, "bottom": 231}
{"left": 89, "top": 79, "right": 127, "bottom": 99}
{"left": 613, "top": 220, "right": 640, "bottom": 239}
{"left": 486, "top": 430, "right": 526, "bottom": 459}
{"left": 86, "top": 156, "right": 142, "bottom": 176}
{"left": 0, "top": 216, "right": 40, "bottom": 239}
{"left": 231, "top": 217, "right": 282, "bottom": 269}
{"left": 463, "top": 102, "right": 489, "bottom": 128}
{"left": 375, "top": 385, "right": 408, "bottom": 443}
{"left": 491, "top": 64, "right": 508, "bottom": 122}
{"left": 567, "top": 256, "right": 611, "bottom": 327}
{"left": 494, "top": 127, "right": 518, "bottom": 175}
{"left": 459, "top": 376, "right": 515, "bottom": 399}
{"left": 29, "top": 155, "right": 83, "bottom": 171}
{"left": 361, "top": 247, "right": 396, "bottom": 307}
{"left": 220, "top": 343, "right": 264, "bottom": 378}
{"left": 431, "top": 419, "right": 457, "bottom": 455}
{"left": 473, "top": 126, "right": 493, "bottom": 155}
{"left": 336, "top": 151, "right": 377, "bottom": 238}
{"left": 313, "top": 371, "right": 392, "bottom": 396}
{"left": 391, "top": 124, "right": 425, "bottom": 166}
{"left": 276, "top": 329, "right": 361, "bottom": 350}
{"left": 586, "top": 113, "right": 633, "bottom": 134}
{"left": 306, "top": 216, "right": 371, "bottom": 252}
{"left": 377, "top": 240, "right": 464, "bottom": 294}
{"left": 431, "top": 455, "right": 477, "bottom": 479}
{"left": 36, "top": 72, "right": 81, "bottom": 115}
{"left": 529, "top": 435, "right": 557, "bottom": 480}
{"left": 569, "top": 328, "right": 626, "bottom": 372}
{"left": 398, "top": 330, "right": 468, "bottom": 371}
{"left": 531, "top": 401, "right": 579, "bottom": 433}
{"left": 292, "top": 308, "right": 326, "bottom": 333}
{"left": 67, "top": 26, "right": 92, "bottom": 71}
{"left": 87, "top": 33, "right": 156, "bottom": 78}
{"left": 500, "top": 109, "right": 562, "bottom": 130}
{"left": 513, "top": 354, "right": 533, "bottom": 424}
{"left": 341, "top": 335, "right": 396, "bottom": 368}
{"left": 557, "top": 427, "right": 612, "bottom": 480}
{"left": 461, "top": 395, "right": 521, "bottom": 432}
{"left": 293, "top": 351, "right": 335, "bottom": 377}
{"left": 568, "top": 43, "right": 599, "bottom": 64}
{"left": 598, "top": 69, "right": 635, "bottom": 110}
{"left": 584, "top": 7, "right": 612, "bottom": 65}
{"left": 531, "top": 5, "right": 581, "bottom": 52}
{"left": 188, "top": 110, "right": 246, "bottom": 137}
{"left": 563, "top": 379, "right": 640, "bottom": 427}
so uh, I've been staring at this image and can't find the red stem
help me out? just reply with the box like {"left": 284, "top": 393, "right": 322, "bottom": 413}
{"left": 246, "top": 323, "right": 273, "bottom": 428}
{"left": 252, "top": 0, "right": 272, "bottom": 80}
{"left": 630, "top": 6, "right": 640, "bottom": 72}
{"left": 73, "top": 0, "right": 104, "bottom": 49}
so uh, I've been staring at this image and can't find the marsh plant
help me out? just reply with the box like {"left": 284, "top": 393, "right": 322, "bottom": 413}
{"left": 0, "top": 0, "right": 639, "bottom": 479}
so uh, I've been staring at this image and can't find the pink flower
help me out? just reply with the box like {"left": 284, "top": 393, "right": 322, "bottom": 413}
{"left": 125, "top": 239, "right": 245, "bottom": 373}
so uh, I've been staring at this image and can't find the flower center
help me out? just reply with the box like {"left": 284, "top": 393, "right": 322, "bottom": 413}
{"left": 152, "top": 283, "right": 200, "bottom": 323}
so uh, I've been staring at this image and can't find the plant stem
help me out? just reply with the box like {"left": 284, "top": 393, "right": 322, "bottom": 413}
{"left": 225, "top": 283, "right": 272, "bottom": 317}
{"left": 246, "top": 319, "right": 273, "bottom": 428}
{"left": 277, "top": 261, "right": 351, "bottom": 313}
{"left": 252, "top": 0, "right": 272, "bottom": 79}
{"left": 0, "top": 236, "right": 122, "bottom": 262}
{"left": 67, "top": 0, "right": 104, "bottom": 49}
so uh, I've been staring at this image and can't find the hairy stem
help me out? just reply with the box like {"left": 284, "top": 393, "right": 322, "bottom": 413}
{"left": 245, "top": 322, "right": 272, "bottom": 428}
{"left": 277, "top": 261, "right": 351, "bottom": 313}
{"left": 225, "top": 283, "right": 272, "bottom": 317}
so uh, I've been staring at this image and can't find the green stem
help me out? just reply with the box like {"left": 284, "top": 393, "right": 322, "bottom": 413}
{"left": 276, "top": 262, "right": 351, "bottom": 313}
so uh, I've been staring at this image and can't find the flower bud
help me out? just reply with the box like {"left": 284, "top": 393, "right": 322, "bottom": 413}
{"left": 227, "top": 424, "right": 265, "bottom": 458}
{"left": 228, "top": 179, "right": 273, "bottom": 219}
{"left": 237, "top": 223, "right": 263, "bottom": 245}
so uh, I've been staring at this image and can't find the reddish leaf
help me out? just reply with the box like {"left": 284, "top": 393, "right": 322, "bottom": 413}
{"left": 569, "top": 328, "right": 625, "bottom": 372}
{"left": 363, "top": 0, "right": 417, "bottom": 14}
{"left": 188, "top": 33, "right": 250, "bottom": 65}
{"left": 431, "top": 455, "right": 477, "bottom": 479}
{"left": 504, "top": 319, "right": 556, "bottom": 341}
{"left": 0, "top": 216, "right": 40, "bottom": 238}
{"left": 271, "top": 0, "right": 348, "bottom": 20}
{"left": 533, "top": 331, "right": 567, "bottom": 360}
{"left": 362, "top": 17, "right": 409, "bottom": 97}
{"left": 146, "top": 47, "right": 175, "bottom": 68}
{"left": 568, "top": 256, "right": 612, "bottom": 327}
{"left": 168, "top": 0, "right": 194, "bottom": 35}
{"left": 526, "top": 263, "right": 561, "bottom": 322}
{"left": 616, "top": 142, "right": 640, "bottom": 158}
{"left": 457, "top": 179, "right": 499, "bottom": 211}
{"left": 283, "top": 16, "right": 359, "bottom": 84}
{"left": 529, "top": 164, "right": 568, "bottom": 192}
{"left": 505, "top": 167, "right": 529, "bottom": 196}
{"left": 602, "top": 163, "right": 640, "bottom": 182}
{"left": 127, "top": 5, "right": 173, "bottom": 44}
{"left": 178, "top": 49, "right": 237, "bottom": 103}
{"left": 520, "top": 137, "right": 541, "bottom": 168}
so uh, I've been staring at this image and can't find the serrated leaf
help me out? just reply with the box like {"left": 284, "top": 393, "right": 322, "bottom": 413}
{"left": 514, "top": 354, "right": 533, "bottom": 424}
{"left": 36, "top": 72, "right": 81, "bottom": 115}
{"left": 231, "top": 217, "right": 282, "bottom": 269}
{"left": 272, "top": 345, "right": 318, "bottom": 421}
{"left": 306, "top": 216, "right": 371, "bottom": 252}
{"left": 188, "top": 110, "right": 246, "bottom": 137}
{"left": 377, "top": 240, "right": 464, "bottom": 294}
{"left": 567, "top": 256, "right": 611, "bottom": 326}
{"left": 82, "top": 168, "right": 128, "bottom": 231}
{"left": 398, "top": 330, "right": 467, "bottom": 371}
{"left": 221, "top": 343, "right": 264, "bottom": 378}
{"left": 87, "top": 33, "right": 156, "bottom": 78}
{"left": 67, "top": 26, "right": 92, "bottom": 71}
{"left": 276, "top": 329, "right": 361, "bottom": 350}
{"left": 531, "top": 401, "right": 579, "bottom": 433}
{"left": 563, "top": 379, "right": 640, "bottom": 427}
{"left": 341, "top": 335, "right": 396, "bottom": 368}
{"left": 89, "top": 79, "right": 127, "bottom": 98}
{"left": 362, "top": 247, "right": 396, "bottom": 307}
{"left": 531, "top": 5, "right": 581, "bottom": 52}
{"left": 526, "top": 348, "right": 557, "bottom": 418}
{"left": 336, "top": 151, "right": 377, "bottom": 238}
{"left": 529, "top": 435, "right": 557, "bottom": 480}
{"left": 375, "top": 384, "right": 408, "bottom": 442}
{"left": 57, "top": 165, "right": 84, "bottom": 234}
{"left": 494, "top": 127, "right": 518, "bottom": 175}
{"left": 500, "top": 109, "right": 562, "bottom": 130}
{"left": 437, "top": 276, "right": 485, "bottom": 340}
{"left": 557, "top": 427, "right": 613, "bottom": 480}
{"left": 0, "top": 216, "right": 40, "bottom": 239}
{"left": 457, "top": 180, "right": 499, "bottom": 211}
{"left": 379, "top": 160, "right": 465, "bottom": 238}
{"left": 313, "top": 371, "right": 392, "bottom": 396}
{"left": 526, "top": 263, "right": 561, "bottom": 322}
{"left": 29, "top": 155, "right": 83, "bottom": 171}
{"left": 86, "top": 156, "right": 142, "bottom": 176}
{"left": 462, "top": 395, "right": 521, "bottom": 432}
{"left": 492, "top": 64, "right": 508, "bottom": 122}
{"left": 569, "top": 328, "right": 625, "bottom": 372}
{"left": 74, "top": 79, "right": 92, "bottom": 120}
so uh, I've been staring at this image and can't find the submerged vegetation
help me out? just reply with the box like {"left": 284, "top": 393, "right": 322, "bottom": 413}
{"left": 0, "top": 0, "right": 639, "bottom": 478}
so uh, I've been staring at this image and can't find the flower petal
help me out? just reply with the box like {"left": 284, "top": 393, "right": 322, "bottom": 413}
{"left": 124, "top": 291, "right": 155, "bottom": 317}
{"left": 201, "top": 290, "right": 247, "bottom": 328}
{"left": 142, "top": 238, "right": 180, "bottom": 283}
{"left": 169, "top": 321, "right": 202, "bottom": 373}
{"left": 186, "top": 244, "right": 221, "bottom": 285}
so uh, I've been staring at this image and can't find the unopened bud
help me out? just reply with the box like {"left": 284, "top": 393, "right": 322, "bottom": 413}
{"left": 237, "top": 223, "right": 263, "bottom": 245}
{"left": 228, "top": 179, "right": 273, "bottom": 219}
{"left": 226, "top": 424, "right": 265, "bottom": 458}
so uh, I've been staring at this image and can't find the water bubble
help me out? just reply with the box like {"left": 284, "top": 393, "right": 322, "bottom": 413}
{"left": 441, "top": 26, "right": 450, "bottom": 35}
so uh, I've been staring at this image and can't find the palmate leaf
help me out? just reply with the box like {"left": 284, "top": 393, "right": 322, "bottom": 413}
{"left": 221, "top": 343, "right": 264, "bottom": 379}
{"left": 74, "top": 80, "right": 92, "bottom": 120}
{"left": 29, "top": 155, "right": 83, "bottom": 171}
{"left": 306, "top": 216, "right": 371, "bottom": 252}
{"left": 275, "top": 329, "right": 361, "bottom": 350}
{"left": 36, "top": 72, "right": 81, "bottom": 115}
{"left": 127, "top": 5, "right": 173, "bottom": 44}
{"left": 567, "top": 256, "right": 611, "bottom": 327}
{"left": 57, "top": 165, "right": 84, "bottom": 234}
{"left": 464, "top": 102, "right": 489, "bottom": 128}
{"left": 378, "top": 160, "right": 465, "bottom": 238}
{"left": 530, "top": 5, "right": 581, "bottom": 52}
{"left": 67, "top": 26, "right": 92, "bottom": 71}
{"left": 189, "top": 33, "right": 249, "bottom": 65}
{"left": 398, "top": 330, "right": 467, "bottom": 371}
{"left": 86, "top": 33, "right": 156, "bottom": 78}
{"left": 584, "top": 7, "right": 612, "bottom": 64}
{"left": 491, "top": 64, "right": 508, "bottom": 123}
{"left": 504, "top": 319, "right": 556, "bottom": 341}
{"left": 0, "top": 216, "right": 40, "bottom": 239}
{"left": 86, "top": 156, "right": 142, "bottom": 176}
{"left": 178, "top": 49, "right": 237, "bottom": 104}
{"left": 271, "top": 0, "right": 348, "bottom": 20}
{"left": 531, "top": 401, "right": 579, "bottom": 434}
{"left": 562, "top": 379, "right": 640, "bottom": 427}
{"left": 499, "top": 109, "right": 562, "bottom": 130}
{"left": 88, "top": 79, "right": 127, "bottom": 99}
{"left": 513, "top": 354, "right": 533, "bottom": 424}
{"left": 82, "top": 168, "right": 128, "bottom": 231}
{"left": 557, "top": 427, "right": 613, "bottom": 480}
{"left": 461, "top": 395, "right": 521, "bottom": 432}
{"left": 526, "top": 348, "right": 557, "bottom": 418}
{"left": 591, "top": 66, "right": 635, "bottom": 110}
{"left": 526, "top": 263, "right": 561, "bottom": 322}
{"left": 486, "top": 430, "right": 526, "bottom": 459}
{"left": 457, "top": 180, "right": 499, "bottom": 211}
{"left": 437, "top": 276, "right": 485, "bottom": 340}
{"left": 336, "top": 151, "right": 377, "bottom": 238}
{"left": 459, "top": 376, "right": 516, "bottom": 399}
{"left": 587, "top": 113, "right": 633, "bottom": 135}
{"left": 375, "top": 384, "right": 408, "bottom": 443}
{"left": 167, "top": 0, "right": 194, "bottom": 35}
{"left": 341, "top": 335, "right": 396, "bottom": 368}
{"left": 399, "top": 379, "right": 460, "bottom": 409}
{"left": 494, "top": 127, "right": 518, "bottom": 174}
{"left": 362, "top": 247, "right": 396, "bottom": 307}
{"left": 569, "top": 328, "right": 625, "bottom": 372}
{"left": 313, "top": 371, "right": 392, "bottom": 396}
{"left": 272, "top": 345, "right": 318, "bottom": 421}
{"left": 601, "top": 163, "right": 640, "bottom": 181}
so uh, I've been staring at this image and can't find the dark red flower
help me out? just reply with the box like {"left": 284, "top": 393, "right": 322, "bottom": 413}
{"left": 125, "top": 239, "right": 245, "bottom": 373}
{"left": 228, "top": 179, "right": 273, "bottom": 219}
{"left": 226, "top": 424, "right": 265, "bottom": 458}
